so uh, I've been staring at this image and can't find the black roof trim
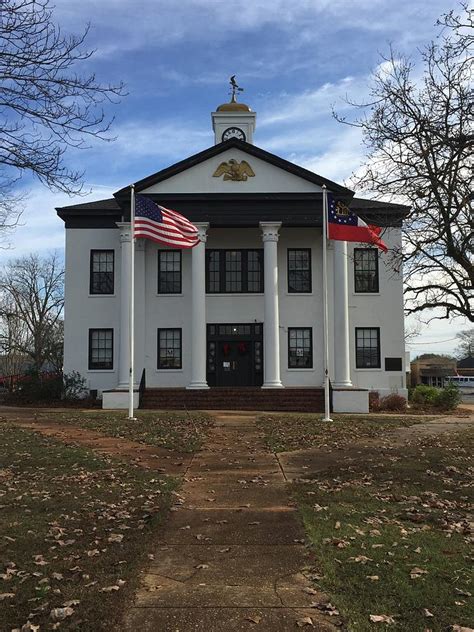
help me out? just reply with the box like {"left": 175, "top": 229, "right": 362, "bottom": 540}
{"left": 113, "top": 139, "right": 354, "bottom": 201}
{"left": 56, "top": 192, "right": 407, "bottom": 228}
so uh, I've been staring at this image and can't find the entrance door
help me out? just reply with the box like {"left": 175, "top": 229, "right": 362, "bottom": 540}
{"left": 207, "top": 324, "right": 263, "bottom": 387}
{"left": 218, "top": 341, "right": 252, "bottom": 387}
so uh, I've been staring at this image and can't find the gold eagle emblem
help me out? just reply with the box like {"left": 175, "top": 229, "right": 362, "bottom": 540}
{"left": 213, "top": 159, "right": 255, "bottom": 181}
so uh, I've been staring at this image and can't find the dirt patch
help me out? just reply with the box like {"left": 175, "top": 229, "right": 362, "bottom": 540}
{"left": 0, "top": 416, "right": 193, "bottom": 476}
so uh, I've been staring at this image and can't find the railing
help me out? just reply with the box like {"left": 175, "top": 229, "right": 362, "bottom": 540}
{"left": 138, "top": 368, "right": 146, "bottom": 409}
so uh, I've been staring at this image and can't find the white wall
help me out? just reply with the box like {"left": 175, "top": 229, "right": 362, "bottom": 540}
{"left": 347, "top": 227, "right": 406, "bottom": 395}
{"left": 63, "top": 228, "right": 121, "bottom": 392}
{"left": 64, "top": 225, "right": 405, "bottom": 396}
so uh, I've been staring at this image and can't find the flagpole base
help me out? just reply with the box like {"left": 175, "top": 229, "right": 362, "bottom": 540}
{"left": 186, "top": 382, "right": 210, "bottom": 390}
{"left": 322, "top": 416, "right": 333, "bottom": 422}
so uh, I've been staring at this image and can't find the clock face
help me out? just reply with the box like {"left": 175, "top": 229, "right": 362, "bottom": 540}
{"left": 222, "top": 127, "right": 246, "bottom": 142}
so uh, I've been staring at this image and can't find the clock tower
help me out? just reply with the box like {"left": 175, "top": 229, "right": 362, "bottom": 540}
{"left": 212, "top": 82, "right": 256, "bottom": 145}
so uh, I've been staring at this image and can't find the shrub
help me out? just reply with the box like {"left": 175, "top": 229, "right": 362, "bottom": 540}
{"left": 434, "top": 382, "right": 461, "bottom": 411}
{"left": 369, "top": 390, "right": 381, "bottom": 412}
{"left": 63, "top": 371, "right": 88, "bottom": 401}
{"left": 410, "top": 385, "right": 439, "bottom": 408}
{"left": 379, "top": 393, "right": 407, "bottom": 412}
{"left": 12, "top": 370, "right": 63, "bottom": 403}
{"left": 410, "top": 383, "right": 461, "bottom": 411}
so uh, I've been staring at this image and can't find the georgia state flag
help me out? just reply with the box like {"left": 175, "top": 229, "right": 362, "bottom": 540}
{"left": 327, "top": 194, "right": 388, "bottom": 253}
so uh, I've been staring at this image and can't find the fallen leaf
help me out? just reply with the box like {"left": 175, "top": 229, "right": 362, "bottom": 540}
{"left": 369, "top": 614, "right": 396, "bottom": 624}
{"left": 449, "top": 627, "right": 474, "bottom": 632}
{"left": 366, "top": 575, "right": 380, "bottom": 581}
{"left": 50, "top": 606, "right": 74, "bottom": 621}
{"left": 100, "top": 585, "right": 120, "bottom": 593}
{"left": 423, "top": 609, "right": 434, "bottom": 618}
{"left": 0, "top": 592, "right": 15, "bottom": 600}
{"left": 410, "top": 567, "right": 429, "bottom": 579}
{"left": 195, "top": 564, "right": 209, "bottom": 569}
{"left": 108, "top": 533, "right": 124, "bottom": 543}
{"left": 296, "top": 616, "right": 314, "bottom": 627}
{"left": 245, "top": 615, "right": 262, "bottom": 624}
{"left": 302, "top": 587, "right": 318, "bottom": 595}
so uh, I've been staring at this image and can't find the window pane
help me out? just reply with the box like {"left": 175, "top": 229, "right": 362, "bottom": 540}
{"left": 288, "top": 249, "right": 311, "bottom": 293}
{"left": 158, "top": 251, "right": 181, "bottom": 294}
{"left": 355, "top": 327, "right": 380, "bottom": 368}
{"left": 90, "top": 250, "right": 114, "bottom": 294}
{"left": 247, "top": 250, "right": 262, "bottom": 292}
{"left": 206, "top": 250, "right": 263, "bottom": 293}
{"left": 354, "top": 249, "right": 378, "bottom": 293}
{"left": 89, "top": 329, "right": 113, "bottom": 369}
{"left": 158, "top": 328, "right": 182, "bottom": 369}
{"left": 225, "top": 251, "right": 242, "bottom": 292}
{"left": 288, "top": 328, "right": 313, "bottom": 368}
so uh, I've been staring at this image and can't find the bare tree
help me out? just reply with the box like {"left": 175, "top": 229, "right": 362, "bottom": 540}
{"left": 0, "top": 253, "right": 64, "bottom": 371}
{"left": 455, "top": 328, "right": 474, "bottom": 359}
{"left": 0, "top": 0, "right": 125, "bottom": 236}
{"left": 335, "top": 4, "right": 473, "bottom": 322}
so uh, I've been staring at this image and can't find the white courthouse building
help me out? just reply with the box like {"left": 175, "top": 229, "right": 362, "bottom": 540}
{"left": 57, "top": 95, "right": 408, "bottom": 413}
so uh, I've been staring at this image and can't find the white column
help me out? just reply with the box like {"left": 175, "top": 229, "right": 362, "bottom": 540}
{"left": 116, "top": 222, "right": 132, "bottom": 389}
{"left": 134, "top": 239, "right": 146, "bottom": 386}
{"left": 333, "top": 240, "right": 352, "bottom": 387}
{"left": 187, "top": 223, "right": 209, "bottom": 390}
{"left": 260, "top": 222, "right": 284, "bottom": 389}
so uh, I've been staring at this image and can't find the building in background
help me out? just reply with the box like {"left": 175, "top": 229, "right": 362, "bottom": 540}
{"left": 410, "top": 355, "right": 457, "bottom": 388}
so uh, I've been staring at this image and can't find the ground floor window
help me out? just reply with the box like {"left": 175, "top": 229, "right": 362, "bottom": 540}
{"left": 355, "top": 327, "right": 380, "bottom": 368}
{"left": 158, "top": 328, "right": 182, "bottom": 369}
{"left": 288, "top": 327, "right": 313, "bottom": 368}
{"left": 88, "top": 328, "right": 113, "bottom": 370}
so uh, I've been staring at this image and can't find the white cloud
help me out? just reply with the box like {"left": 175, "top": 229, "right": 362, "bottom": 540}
{"left": 0, "top": 184, "right": 117, "bottom": 264}
{"left": 53, "top": 0, "right": 450, "bottom": 57}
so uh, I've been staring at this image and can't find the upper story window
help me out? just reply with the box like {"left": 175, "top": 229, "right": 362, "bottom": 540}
{"left": 354, "top": 248, "right": 379, "bottom": 293}
{"left": 158, "top": 250, "right": 182, "bottom": 294}
{"left": 206, "top": 249, "right": 264, "bottom": 293}
{"left": 288, "top": 249, "right": 312, "bottom": 293}
{"left": 355, "top": 327, "right": 381, "bottom": 368}
{"left": 288, "top": 327, "right": 313, "bottom": 368}
{"left": 90, "top": 250, "right": 114, "bottom": 295}
{"left": 88, "top": 328, "right": 113, "bottom": 370}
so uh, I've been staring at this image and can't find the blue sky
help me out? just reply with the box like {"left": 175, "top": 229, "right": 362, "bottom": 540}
{"left": 4, "top": 0, "right": 468, "bottom": 357}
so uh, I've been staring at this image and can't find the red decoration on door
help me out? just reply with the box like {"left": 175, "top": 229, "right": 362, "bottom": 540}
{"left": 222, "top": 343, "right": 231, "bottom": 356}
{"left": 238, "top": 342, "right": 247, "bottom": 355}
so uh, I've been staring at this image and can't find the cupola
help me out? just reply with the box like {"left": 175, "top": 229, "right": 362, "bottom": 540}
{"left": 212, "top": 76, "right": 256, "bottom": 144}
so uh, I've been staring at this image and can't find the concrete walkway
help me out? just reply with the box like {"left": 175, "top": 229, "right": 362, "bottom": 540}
{"left": 123, "top": 412, "right": 338, "bottom": 631}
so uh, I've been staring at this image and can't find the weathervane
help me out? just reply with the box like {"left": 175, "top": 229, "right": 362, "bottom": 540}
{"left": 229, "top": 75, "right": 244, "bottom": 102}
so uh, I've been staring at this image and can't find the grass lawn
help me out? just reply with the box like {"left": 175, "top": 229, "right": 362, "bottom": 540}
{"left": 34, "top": 409, "right": 214, "bottom": 453}
{"left": 293, "top": 426, "right": 474, "bottom": 631}
{"left": 0, "top": 424, "right": 179, "bottom": 631}
{"left": 256, "top": 412, "right": 428, "bottom": 452}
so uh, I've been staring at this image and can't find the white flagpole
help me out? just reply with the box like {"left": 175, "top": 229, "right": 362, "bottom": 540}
{"left": 322, "top": 185, "right": 333, "bottom": 422}
{"left": 128, "top": 184, "right": 136, "bottom": 420}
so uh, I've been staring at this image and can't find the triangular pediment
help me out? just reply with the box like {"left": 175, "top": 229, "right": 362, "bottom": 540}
{"left": 114, "top": 139, "right": 353, "bottom": 200}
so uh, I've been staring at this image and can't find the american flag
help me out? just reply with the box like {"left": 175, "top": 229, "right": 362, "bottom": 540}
{"left": 134, "top": 195, "right": 200, "bottom": 248}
